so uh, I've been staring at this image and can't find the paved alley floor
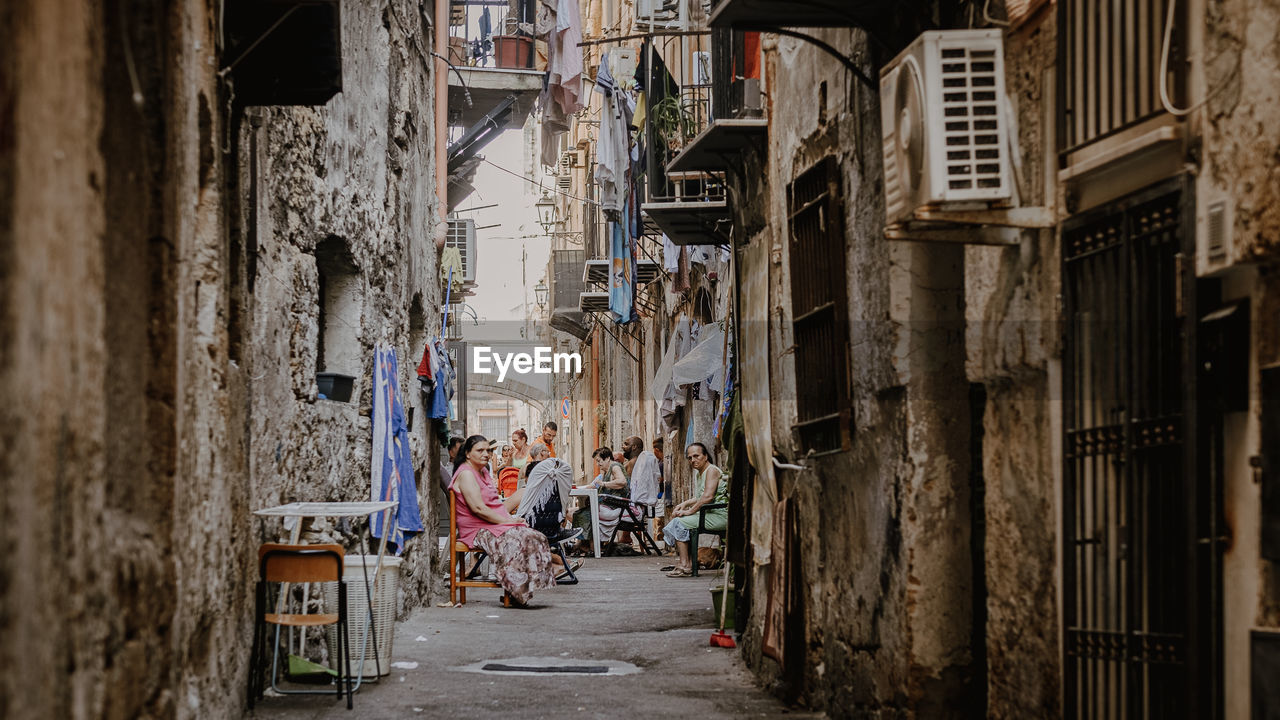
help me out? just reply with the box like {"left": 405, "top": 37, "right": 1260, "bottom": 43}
{"left": 250, "top": 556, "right": 810, "bottom": 719}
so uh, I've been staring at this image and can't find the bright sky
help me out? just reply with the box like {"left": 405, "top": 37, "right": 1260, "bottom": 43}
{"left": 451, "top": 127, "right": 552, "bottom": 324}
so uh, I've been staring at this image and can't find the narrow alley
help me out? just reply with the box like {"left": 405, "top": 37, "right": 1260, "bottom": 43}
{"left": 4, "top": 0, "right": 1280, "bottom": 719}
{"left": 252, "top": 558, "right": 801, "bottom": 720}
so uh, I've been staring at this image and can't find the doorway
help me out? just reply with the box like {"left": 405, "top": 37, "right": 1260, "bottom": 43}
{"left": 1061, "top": 177, "right": 1220, "bottom": 718}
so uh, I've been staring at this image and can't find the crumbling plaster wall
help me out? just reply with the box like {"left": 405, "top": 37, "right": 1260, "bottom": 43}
{"left": 1200, "top": 0, "right": 1280, "bottom": 264}
{"left": 741, "top": 29, "right": 973, "bottom": 717}
{"left": 243, "top": 0, "right": 442, "bottom": 612}
{"left": 961, "top": 10, "right": 1063, "bottom": 719}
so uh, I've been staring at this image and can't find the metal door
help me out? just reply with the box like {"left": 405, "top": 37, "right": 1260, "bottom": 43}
{"left": 1062, "top": 177, "right": 1215, "bottom": 719}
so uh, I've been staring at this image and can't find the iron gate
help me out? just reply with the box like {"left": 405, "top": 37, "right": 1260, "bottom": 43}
{"left": 1062, "top": 178, "right": 1213, "bottom": 719}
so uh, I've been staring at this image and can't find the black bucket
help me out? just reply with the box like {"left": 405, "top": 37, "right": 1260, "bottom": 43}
{"left": 316, "top": 372, "right": 355, "bottom": 402}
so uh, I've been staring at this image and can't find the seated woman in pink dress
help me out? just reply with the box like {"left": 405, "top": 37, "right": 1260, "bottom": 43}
{"left": 451, "top": 435, "right": 556, "bottom": 606}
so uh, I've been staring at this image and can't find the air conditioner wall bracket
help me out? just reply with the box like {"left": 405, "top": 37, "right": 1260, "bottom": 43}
{"left": 912, "top": 206, "right": 1055, "bottom": 229}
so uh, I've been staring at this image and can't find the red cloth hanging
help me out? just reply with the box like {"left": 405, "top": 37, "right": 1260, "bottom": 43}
{"left": 743, "top": 32, "right": 761, "bottom": 79}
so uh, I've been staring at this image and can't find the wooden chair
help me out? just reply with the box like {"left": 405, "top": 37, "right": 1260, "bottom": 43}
{"left": 249, "top": 543, "right": 353, "bottom": 710}
{"left": 689, "top": 502, "right": 728, "bottom": 577}
{"left": 448, "top": 489, "right": 510, "bottom": 607}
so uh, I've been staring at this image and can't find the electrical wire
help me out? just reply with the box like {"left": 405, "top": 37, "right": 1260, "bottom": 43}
{"left": 1158, "top": 0, "right": 1238, "bottom": 117}
{"left": 1158, "top": 0, "right": 1194, "bottom": 116}
{"left": 480, "top": 158, "right": 602, "bottom": 206}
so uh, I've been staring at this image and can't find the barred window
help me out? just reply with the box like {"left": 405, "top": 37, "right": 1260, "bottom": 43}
{"left": 788, "top": 157, "right": 851, "bottom": 454}
{"left": 1058, "top": 0, "right": 1186, "bottom": 154}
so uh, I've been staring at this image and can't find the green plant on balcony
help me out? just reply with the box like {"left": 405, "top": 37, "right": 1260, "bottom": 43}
{"left": 650, "top": 95, "right": 697, "bottom": 152}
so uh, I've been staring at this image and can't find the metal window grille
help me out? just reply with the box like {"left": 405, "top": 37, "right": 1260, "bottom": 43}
{"left": 1062, "top": 178, "right": 1213, "bottom": 719}
{"left": 787, "top": 157, "right": 851, "bottom": 454}
{"left": 1057, "top": 0, "right": 1186, "bottom": 154}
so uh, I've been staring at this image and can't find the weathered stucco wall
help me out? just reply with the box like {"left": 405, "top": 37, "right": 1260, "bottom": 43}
{"left": 964, "top": 9, "right": 1063, "bottom": 719}
{"left": 1201, "top": 0, "right": 1280, "bottom": 264}
{"left": 0, "top": 0, "right": 250, "bottom": 717}
{"left": 244, "top": 0, "right": 442, "bottom": 612}
{"left": 740, "top": 28, "right": 977, "bottom": 717}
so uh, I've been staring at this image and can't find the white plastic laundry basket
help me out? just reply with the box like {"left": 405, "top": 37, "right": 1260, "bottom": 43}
{"left": 324, "top": 555, "right": 402, "bottom": 678}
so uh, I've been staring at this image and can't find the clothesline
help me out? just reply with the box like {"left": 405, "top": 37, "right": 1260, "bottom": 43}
{"left": 576, "top": 29, "right": 710, "bottom": 48}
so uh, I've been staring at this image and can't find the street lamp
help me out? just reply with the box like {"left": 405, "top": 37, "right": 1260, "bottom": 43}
{"left": 534, "top": 280, "right": 549, "bottom": 309}
{"left": 534, "top": 193, "right": 558, "bottom": 235}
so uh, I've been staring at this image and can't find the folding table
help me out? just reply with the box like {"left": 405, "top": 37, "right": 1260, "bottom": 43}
{"left": 252, "top": 500, "right": 397, "bottom": 688}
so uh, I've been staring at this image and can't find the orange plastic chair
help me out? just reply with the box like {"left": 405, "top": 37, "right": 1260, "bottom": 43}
{"left": 497, "top": 466, "right": 521, "bottom": 498}
{"left": 249, "top": 543, "right": 353, "bottom": 710}
{"left": 448, "top": 490, "right": 510, "bottom": 607}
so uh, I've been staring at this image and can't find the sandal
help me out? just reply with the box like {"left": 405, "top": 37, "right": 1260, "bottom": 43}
{"left": 659, "top": 565, "right": 676, "bottom": 572}
{"left": 665, "top": 568, "right": 692, "bottom": 577}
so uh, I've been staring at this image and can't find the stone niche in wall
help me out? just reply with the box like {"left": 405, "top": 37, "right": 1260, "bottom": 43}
{"left": 315, "top": 236, "right": 363, "bottom": 389}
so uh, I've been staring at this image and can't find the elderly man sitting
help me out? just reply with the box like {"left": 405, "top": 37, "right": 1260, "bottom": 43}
{"left": 520, "top": 442, "right": 550, "bottom": 489}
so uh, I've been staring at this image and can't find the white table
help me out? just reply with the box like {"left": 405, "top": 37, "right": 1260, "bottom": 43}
{"left": 568, "top": 486, "right": 601, "bottom": 558}
{"left": 253, "top": 500, "right": 398, "bottom": 687}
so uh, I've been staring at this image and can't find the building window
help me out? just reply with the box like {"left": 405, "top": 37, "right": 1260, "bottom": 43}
{"left": 1058, "top": 0, "right": 1186, "bottom": 154}
{"left": 787, "top": 157, "right": 851, "bottom": 454}
{"left": 480, "top": 414, "right": 508, "bottom": 444}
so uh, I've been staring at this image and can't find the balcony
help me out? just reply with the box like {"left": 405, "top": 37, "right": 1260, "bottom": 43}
{"left": 582, "top": 259, "right": 661, "bottom": 286}
{"left": 708, "top": 0, "right": 887, "bottom": 29}
{"left": 641, "top": 172, "right": 732, "bottom": 245}
{"left": 446, "top": 0, "right": 543, "bottom": 129}
{"left": 550, "top": 249, "right": 590, "bottom": 340}
{"left": 666, "top": 118, "right": 767, "bottom": 173}
{"left": 578, "top": 256, "right": 662, "bottom": 316}
{"left": 666, "top": 28, "right": 767, "bottom": 173}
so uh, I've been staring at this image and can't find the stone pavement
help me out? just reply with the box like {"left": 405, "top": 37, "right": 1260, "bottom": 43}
{"left": 250, "top": 556, "right": 812, "bottom": 719}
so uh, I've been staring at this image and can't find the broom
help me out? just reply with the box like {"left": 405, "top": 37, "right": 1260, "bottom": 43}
{"left": 710, "top": 573, "right": 736, "bottom": 647}
{"left": 710, "top": 495, "right": 735, "bottom": 648}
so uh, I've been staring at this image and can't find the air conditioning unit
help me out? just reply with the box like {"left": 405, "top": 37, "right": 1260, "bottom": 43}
{"left": 445, "top": 218, "right": 477, "bottom": 284}
{"left": 731, "top": 77, "right": 763, "bottom": 118}
{"left": 636, "top": 0, "right": 683, "bottom": 29}
{"left": 880, "top": 29, "right": 1012, "bottom": 225}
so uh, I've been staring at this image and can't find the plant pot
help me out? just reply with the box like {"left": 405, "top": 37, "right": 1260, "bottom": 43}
{"left": 494, "top": 35, "right": 534, "bottom": 69}
{"left": 710, "top": 585, "right": 735, "bottom": 630}
{"left": 316, "top": 372, "right": 354, "bottom": 402}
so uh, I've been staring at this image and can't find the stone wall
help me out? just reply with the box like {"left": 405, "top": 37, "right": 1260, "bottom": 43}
{"left": 0, "top": 0, "right": 441, "bottom": 717}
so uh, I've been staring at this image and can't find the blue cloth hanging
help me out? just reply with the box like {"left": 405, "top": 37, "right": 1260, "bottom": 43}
{"left": 370, "top": 345, "right": 425, "bottom": 553}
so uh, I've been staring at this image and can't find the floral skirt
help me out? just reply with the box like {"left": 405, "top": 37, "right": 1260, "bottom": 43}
{"left": 472, "top": 526, "right": 555, "bottom": 606}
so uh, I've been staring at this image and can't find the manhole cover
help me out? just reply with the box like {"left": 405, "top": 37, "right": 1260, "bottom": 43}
{"left": 456, "top": 656, "right": 641, "bottom": 676}
{"left": 482, "top": 663, "right": 609, "bottom": 674}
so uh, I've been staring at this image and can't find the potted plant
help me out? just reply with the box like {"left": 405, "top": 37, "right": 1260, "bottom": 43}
{"left": 650, "top": 95, "right": 696, "bottom": 152}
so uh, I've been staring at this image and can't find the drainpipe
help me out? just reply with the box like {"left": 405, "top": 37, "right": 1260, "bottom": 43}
{"left": 434, "top": 0, "right": 448, "bottom": 249}
{"left": 592, "top": 327, "right": 600, "bottom": 450}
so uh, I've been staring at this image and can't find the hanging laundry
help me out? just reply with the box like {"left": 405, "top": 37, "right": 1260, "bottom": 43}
{"left": 370, "top": 344, "right": 425, "bottom": 554}
{"left": 416, "top": 340, "right": 436, "bottom": 393}
{"left": 608, "top": 220, "right": 635, "bottom": 324}
{"left": 674, "top": 246, "right": 691, "bottom": 292}
{"left": 546, "top": 0, "right": 583, "bottom": 115}
{"left": 662, "top": 233, "right": 679, "bottom": 274}
{"left": 594, "top": 52, "right": 632, "bottom": 213}
{"left": 440, "top": 246, "right": 464, "bottom": 290}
